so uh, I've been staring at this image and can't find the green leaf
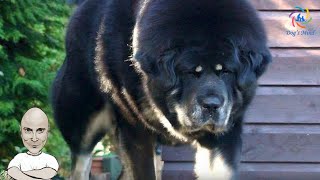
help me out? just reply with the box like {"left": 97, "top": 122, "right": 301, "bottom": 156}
{"left": 13, "top": 77, "right": 45, "bottom": 96}
{"left": 0, "top": 101, "right": 14, "bottom": 116}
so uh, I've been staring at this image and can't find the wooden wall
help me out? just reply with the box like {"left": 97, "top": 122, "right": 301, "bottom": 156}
{"left": 161, "top": 1, "right": 320, "bottom": 179}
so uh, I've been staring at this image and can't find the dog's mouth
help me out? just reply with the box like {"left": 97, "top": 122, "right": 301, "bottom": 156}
{"left": 186, "top": 124, "right": 215, "bottom": 133}
{"left": 194, "top": 102, "right": 232, "bottom": 130}
{"left": 174, "top": 103, "right": 232, "bottom": 135}
{"left": 183, "top": 120, "right": 229, "bottom": 135}
{"left": 188, "top": 112, "right": 231, "bottom": 132}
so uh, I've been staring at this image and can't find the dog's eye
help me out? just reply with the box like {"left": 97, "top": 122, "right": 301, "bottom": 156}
{"left": 193, "top": 65, "right": 203, "bottom": 78}
{"left": 195, "top": 65, "right": 203, "bottom": 73}
{"left": 215, "top": 64, "right": 232, "bottom": 76}
{"left": 215, "top": 64, "right": 223, "bottom": 71}
{"left": 187, "top": 65, "right": 203, "bottom": 78}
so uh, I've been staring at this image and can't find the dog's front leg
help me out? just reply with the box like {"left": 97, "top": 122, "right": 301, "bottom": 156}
{"left": 114, "top": 125, "right": 156, "bottom": 180}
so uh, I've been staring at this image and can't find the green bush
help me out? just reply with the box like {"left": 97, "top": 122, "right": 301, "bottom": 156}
{"left": 0, "top": 0, "right": 72, "bottom": 178}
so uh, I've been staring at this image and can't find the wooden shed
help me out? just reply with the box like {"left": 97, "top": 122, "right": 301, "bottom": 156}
{"left": 161, "top": 1, "right": 320, "bottom": 179}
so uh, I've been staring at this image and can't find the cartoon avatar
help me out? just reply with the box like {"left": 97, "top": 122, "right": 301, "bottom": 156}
{"left": 7, "top": 107, "right": 59, "bottom": 180}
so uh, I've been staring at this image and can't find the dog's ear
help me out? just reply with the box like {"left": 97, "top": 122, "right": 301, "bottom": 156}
{"left": 156, "top": 50, "right": 178, "bottom": 89}
{"left": 134, "top": 51, "right": 159, "bottom": 77}
{"left": 250, "top": 50, "right": 272, "bottom": 78}
{"left": 237, "top": 49, "right": 272, "bottom": 89}
{"left": 134, "top": 50, "right": 178, "bottom": 90}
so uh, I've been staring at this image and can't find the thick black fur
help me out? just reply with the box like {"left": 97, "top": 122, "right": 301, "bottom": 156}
{"left": 51, "top": 0, "right": 271, "bottom": 179}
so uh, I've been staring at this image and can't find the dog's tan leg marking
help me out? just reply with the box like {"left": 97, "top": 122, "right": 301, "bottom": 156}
{"left": 71, "top": 154, "right": 92, "bottom": 180}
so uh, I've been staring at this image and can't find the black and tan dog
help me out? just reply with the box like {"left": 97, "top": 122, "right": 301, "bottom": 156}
{"left": 51, "top": 0, "right": 271, "bottom": 179}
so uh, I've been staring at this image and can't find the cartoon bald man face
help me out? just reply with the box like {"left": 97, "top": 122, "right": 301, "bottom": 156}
{"left": 21, "top": 108, "right": 49, "bottom": 155}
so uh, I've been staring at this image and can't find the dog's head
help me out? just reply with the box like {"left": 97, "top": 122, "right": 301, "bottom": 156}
{"left": 132, "top": 0, "right": 271, "bottom": 135}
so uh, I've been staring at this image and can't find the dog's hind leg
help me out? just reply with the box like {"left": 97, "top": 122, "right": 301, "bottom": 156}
{"left": 54, "top": 99, "right": 115, "bottom": 180}
{"left": 52, "top": 62, "right": 115, "bottom": 180}
{"left": 71, "top": 103, "right": 116, "bottom": 180}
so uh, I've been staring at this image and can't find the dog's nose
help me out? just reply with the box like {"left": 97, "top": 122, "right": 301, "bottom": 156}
{"left": 199, "top": 96, "right": 224, "bottom": 110}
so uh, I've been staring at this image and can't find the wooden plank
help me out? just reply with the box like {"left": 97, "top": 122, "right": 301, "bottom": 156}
{"left": 255, "top": 86, "right": 320, "bottom": 96}
{"left": 161, "top": 145, "right": 195, "bottom": 162}
{"left": 162, "top": 162, "right": 320, "bottom": 180}
{"left": 242, "top": 125, "right": 320, "bottom": 162}
{"left": 162, "top": 163, "right": 195, "bottom": 180}
{"left": 245, "top": 94, "right": 320, "bottom": 123}
{"left": 240, "top": 163, "right": 320, "bottom": 180}
{"left": 162, "top": 125, "right": 320, "bottom": 162}
{"left": 258, "top": 50, "right": 320, "bottom": 85}
{"left": 251, "top": 0, "right": 320, "bottom": 10}
{"left": 259, "top": 12, "right": 320, "bottom": 47}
